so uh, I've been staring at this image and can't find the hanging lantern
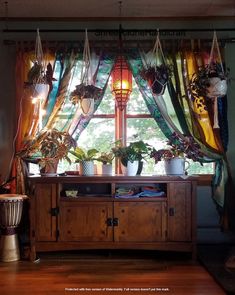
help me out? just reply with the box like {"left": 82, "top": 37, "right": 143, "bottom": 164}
{"left": 111, "top": 56, "right": 132, "bottom": 111}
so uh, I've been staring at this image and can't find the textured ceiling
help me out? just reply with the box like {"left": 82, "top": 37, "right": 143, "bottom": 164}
{"left": 0, "top": 0, "right": 234, "bottom": 18}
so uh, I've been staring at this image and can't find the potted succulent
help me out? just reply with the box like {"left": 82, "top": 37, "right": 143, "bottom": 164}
{"left": 18, "top": 128, "right": 77, "bottom": 175}
{"left": 96, "top": 152, "right": 114, "bottom": 175}
{"left": 112, "top": 140, "right": 151, "bottom": 176}
{"left": 69, "top": 147, "right": 99, "bottom": 175}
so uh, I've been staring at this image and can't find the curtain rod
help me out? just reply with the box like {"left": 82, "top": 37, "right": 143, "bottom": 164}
{"left": 3, "top": 28, "right": 235, "bottom": 33}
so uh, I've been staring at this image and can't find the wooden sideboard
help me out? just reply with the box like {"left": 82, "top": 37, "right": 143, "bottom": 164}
{"left": 27, "top": 175, "right": 197, "bottom": 261}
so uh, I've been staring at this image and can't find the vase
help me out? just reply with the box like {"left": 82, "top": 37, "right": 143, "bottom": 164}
{"left": 207, "top": 78, "right": 227, "bottom": 98}
{"left": 39, "top": 159, "right": 58, "bottom": 176}
{"left": 102, "top": 164, "right": 112, "bottom": 175}
{"left": 164, "top": 158, "right": 190, "bottom": 175}
{"left": 121, "top": 160, "right": 139, "bottom": 176}
{"left": 80, "top": 98, "right": 94, "bottom": 115}
{"left": 80, "top": 161, "right": 94, "bottom": 175}
{"left": 34, "top": 83, "right": 50, "bottom": 100}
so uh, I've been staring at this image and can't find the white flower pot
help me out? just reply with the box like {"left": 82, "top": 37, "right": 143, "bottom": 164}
{"left": 121, "top": 161, "right": 139, "bottom": 176}
{"left": 34, "top": 83, "right": 50, "bottom": 100}
{"left": 102, "top": 164, "right": 112, "bottom": 175}
{"left": 80, "top": 161, "right": 94, "bottom": 175}
{"left": 207, "top": 78, "right": 227, "bottom": 98}
{"left": 164, "top": 158, "right": 190, "bottom": 175}
{"left": 80, "top": 98, "right": 94, "bottom": 115}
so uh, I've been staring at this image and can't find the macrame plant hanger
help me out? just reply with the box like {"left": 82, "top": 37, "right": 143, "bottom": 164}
{"left": 208, "top": 31, "right": 227, "bottom": 129}
{"left": 33, "top": 29, "right": 50, "bottom": 130}
{"left": 151, "top": 30, "right": 168, "bottom": 96}
{"left": 80, "top": 29, "right": 94, "bottom": 115}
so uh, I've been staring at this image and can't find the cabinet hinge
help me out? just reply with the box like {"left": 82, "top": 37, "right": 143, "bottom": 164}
{"left": 51, "top": 207, "right": 59, "bottom": 216}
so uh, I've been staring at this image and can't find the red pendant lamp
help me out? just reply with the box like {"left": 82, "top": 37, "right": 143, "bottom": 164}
{"left": 111, "top": 55, "right": 132, "bottom": 111}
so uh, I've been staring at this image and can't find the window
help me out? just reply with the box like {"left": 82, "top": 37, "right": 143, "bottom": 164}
{"left": 77, "top": 77, "right": 214, "bottom": 175}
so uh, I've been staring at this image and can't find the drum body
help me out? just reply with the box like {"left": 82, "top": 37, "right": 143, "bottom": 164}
{"left": 0, "top": 194, "right": 26, "bottom": 262}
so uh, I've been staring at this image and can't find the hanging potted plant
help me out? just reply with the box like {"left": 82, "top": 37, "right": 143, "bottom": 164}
{"left": 70, "top": 29, "right": 101, "bottom": 115}
{"left": 189, "top": 31, "right": 229, "bottom": 128}
{"left": 24, "top": 29, "right": 56, "bottom": 100}
{"left": 140, "top": 31, "right": 172, "bottom": 96}
{"left": 69, "top": 147, "right": 99, "bottom": 175}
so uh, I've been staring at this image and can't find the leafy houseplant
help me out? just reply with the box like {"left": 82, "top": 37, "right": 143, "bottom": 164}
{"left": 19, "top": 128, "right": 77, "bottom": 174}
{"left": 69, "top": 147, "right": 99, "bottom": 175}
{"left": 96, "top": 152, "right": 114, "bottom": 165}
{"left": 112, "top": 140, "right": 151, "bottom": 176}
{"left": 96, "top": 152, "right": 114, "bottom": 175}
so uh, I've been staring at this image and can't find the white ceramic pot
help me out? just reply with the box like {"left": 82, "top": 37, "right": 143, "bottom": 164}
{"left": 164, "top": 158, "right": 190, "bottom": 175}
{"left": 121, "top": 161, "right": 139, "bottom": 176}
{"left": 80, "top": 98, "right": 94, "bottom": 115}
{"left": 34, "top": 83, "right": 50, "bottom": 100}
{"left": 102, "top": 164, "right": 112, "bottom": 175}
{"left": 207, "top": 78, "right": 227, "bottom": 98}
{"left": 80, "top": 161, "right": 94, "bottom": 175}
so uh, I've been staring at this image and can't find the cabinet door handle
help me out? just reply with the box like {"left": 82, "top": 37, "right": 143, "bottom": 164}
{"left": 106, "top": 218, "right": 113, "bottom": 226}
{"left": 169, "top": 208, "right": 175, "bottom": 216}
{"left": 113, "top": 218, "right": 119, "bottom": 226}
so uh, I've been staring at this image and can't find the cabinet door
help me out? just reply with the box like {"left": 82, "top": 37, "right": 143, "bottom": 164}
{"left": 35, "top": 183, "right": 57, "bottom": 241}
{"left": 59, "top": 201, "right": 113, "bottom": 242}
{"left": 114, "top": 201, "right": 167, "bottom": 242}
{"left": 168, "top": 182, "right": 191, "bottom": 241}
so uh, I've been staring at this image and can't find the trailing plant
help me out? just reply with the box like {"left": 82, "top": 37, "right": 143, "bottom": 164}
{"left": 189, "top": 62, "right": 229, "bottom": 98}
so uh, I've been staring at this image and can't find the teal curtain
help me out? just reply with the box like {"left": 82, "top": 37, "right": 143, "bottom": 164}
{"left": 42, "top": 49, "right": 115, "bottom": 139}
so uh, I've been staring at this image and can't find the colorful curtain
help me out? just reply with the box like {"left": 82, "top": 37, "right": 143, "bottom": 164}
{"left": 14, "top": 45, "right": 115, "bottom": 193}
{"left": 126, "top": 46, "right": 230, "bottom": 229}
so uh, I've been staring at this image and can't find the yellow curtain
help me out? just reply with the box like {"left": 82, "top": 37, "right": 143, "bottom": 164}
{"left": 185, "top": 51, "right": 221, "bottom": 151}
{"left": 13, "top": 48, "right": 54, "bottom": 193}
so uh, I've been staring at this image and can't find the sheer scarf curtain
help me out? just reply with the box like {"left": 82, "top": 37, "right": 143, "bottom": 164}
{"left": 14, "top": 44, "right": 115, "bottom": 193}
{"left": 126, "top": 43, "right": 230, "bottom": 229}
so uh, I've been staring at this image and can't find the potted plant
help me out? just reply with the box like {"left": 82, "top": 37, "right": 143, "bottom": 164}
{"left": 18, "top": 128, "right": 77, "bottom": 175}
{"left": 24, "top": 63, "right": 56, "bottom": 100}
{"left": 150, "top": 133, "right": 204, "bottom": 175}
{"left": 189, "top": 62, "right": 228, "bottom": 99}
{"left": 140, "top": 64, "right": 172, "bottom": 95}
{"left": 96, "top": 152, "right": 114, "bottom": 175}
{"left": 112, "top": 140, "right": 151, "bottom": 176}
{"left": 70, "top": 84, "right": 102, "bottom": 115}
{"left": 69, "top": 147, "right": 99, "bottom": 175}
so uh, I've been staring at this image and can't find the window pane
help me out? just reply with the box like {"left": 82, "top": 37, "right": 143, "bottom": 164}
{"left": 126, "top": 79, "right": 150, "bottom": 114}
{"left": 78, "top": 118, "right": 115, "bottom": 152}
{"left": 95, "top": 80, "right": 115, "bottom": 114}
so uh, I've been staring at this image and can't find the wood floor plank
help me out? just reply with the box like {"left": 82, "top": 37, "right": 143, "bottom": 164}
{"left": 0, "top": 251, "right": 226, "bottom": 294}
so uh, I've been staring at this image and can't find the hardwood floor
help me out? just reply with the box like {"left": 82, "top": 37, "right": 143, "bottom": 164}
{"left": 0, "top": 250, "right": 225, "bottom": 295}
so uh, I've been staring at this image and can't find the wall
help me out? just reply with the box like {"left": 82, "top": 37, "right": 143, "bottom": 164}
{"left": 0, "top": 18, "right": 234, "bottom": 234}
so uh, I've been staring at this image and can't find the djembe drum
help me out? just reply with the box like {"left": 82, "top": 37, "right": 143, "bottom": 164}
{"left": 0, "top": 194, "right": 27, "bottom": 262}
